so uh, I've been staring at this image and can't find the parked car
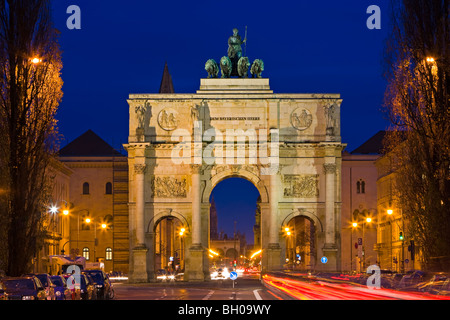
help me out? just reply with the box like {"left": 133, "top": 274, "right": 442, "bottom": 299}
{"left": 27, "top": 274, "right": 56, "bottom": 300}
{"left": 398, "top": 270, "right": 427, "bottom": 290}
{"left": 0, "top": 281, "right": 7, "bottom": 300}
{"left": 436, "top": 279, "right": 450, "bottom": 296}
{"left": 63, "top": 273, "right": 94, "bottom": 300}
{"left": 417, "top": 273, "right": 448, "bottom": 295}
{"left": 83, "top": 270, "right": 113, "bottom": 300}
{"left": 1, "top": 276, "right": 46, "bottom": 300}
{"left": 50, "top": 275, "right": 71, "bottom": 300}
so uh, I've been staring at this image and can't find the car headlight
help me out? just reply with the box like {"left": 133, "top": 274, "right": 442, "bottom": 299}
{"left": 95, "top": 285, "right": 103, "bottom": 288}
{"left": 22, "top": 296, "right": 35, "bottom": 300}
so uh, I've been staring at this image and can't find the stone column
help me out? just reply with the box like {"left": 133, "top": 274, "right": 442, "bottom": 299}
{"left": 134, "top": 163, "right": 147, "bottom": 247}
{"left": 322, "top": 162, "right": 338, "bottom": 271}
{"left": 266, "top": 168, "right": 281, "bottom": 271}
{"left": 186, "top": 164, "right": 207, "bottom": 281}
{"left": 190, "top": 164, "right": 202, "bottom": 248}
{"left": 269, "top": 171, "right": 279, "bottom": 245}
{"left": 323, "top": 162, "right": 336, "bottom": 246}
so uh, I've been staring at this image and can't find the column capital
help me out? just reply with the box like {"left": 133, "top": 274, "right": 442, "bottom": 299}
{"left": 134, "top": 164, "right": 147, "bottom": 174}
{"left": 190, "top": 164, "right": 202, "bottom": 174}
{"left": 323, "top": 163, "right": 336, "bottom": 174}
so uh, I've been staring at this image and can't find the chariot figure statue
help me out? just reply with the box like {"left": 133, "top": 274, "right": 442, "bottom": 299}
{"left": 227, "top": 28, "right": 246, "bottom": 59}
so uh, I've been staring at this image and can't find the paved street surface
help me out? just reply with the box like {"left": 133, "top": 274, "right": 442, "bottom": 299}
{"left": 113, "top": 274, "right": 290, "bottom": 300}
{"left": 111, "top": 272, "right": 450, "bottom": 301}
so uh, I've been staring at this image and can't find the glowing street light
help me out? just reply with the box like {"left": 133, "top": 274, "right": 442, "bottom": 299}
{"left": 387, "top": 209, "right": 393, "bottom": 215}
{"left": 352, "top": 222, "right": 358, "bottom": 228}
{"left": 31, "top": 57, "right": 42, "bottom": 64}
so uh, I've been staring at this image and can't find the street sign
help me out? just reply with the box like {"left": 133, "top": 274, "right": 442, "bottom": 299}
{"left": 321, "top": 256, "right": 328, "bottom": 264}
{"left": 230, "top": 271, "right": 238, "bottom": 281}
{"left": 358, "top": 238, "right": 363, "bottom": 245}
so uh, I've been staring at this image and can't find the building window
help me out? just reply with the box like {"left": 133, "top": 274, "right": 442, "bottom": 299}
{"left": 105, "top": 182, "right": 112, "bottom": 194}
{"left": 106, "top": 247, "right": 112, "bottom": 261}
{"left": 82, "top": 182, "right": 90, "bottom": 195}
{"left": 83, "top": 247, "right": 90, "bottom": 260}
{"left": 357, "top": 179, "right": 366, "bottom": 194}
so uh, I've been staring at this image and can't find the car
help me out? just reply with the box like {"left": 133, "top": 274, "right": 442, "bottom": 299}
{"left": 63, "top": 273, "right": 95, "bottom": 300}
{"left": 156, "top": 269, "right": 175, "bottom": 281}
{"left": 436, "top": 279, "right": 450, "bottom": 296}
{"left": 24, "top": 273, "right": 56, "bottom": 300}
{"left": 1, "top": 276, "right": 47, "bottom": 300}
{"left": 417, "top": 273, "right": 449, "bottom": 295}
{"left": 50, "top": 275, "right": 72, "bottom": 300}
{"left": 211, "top": 267, "right": 230, "bottom": 280}
{"left": 83, "top": 269, "right": 113, "bottom": 300}
{"left": 0, "top": 281, "right": 7, "bottom": 300}
{"left": 398, "top": 270, "right": 427, "bottom": 290}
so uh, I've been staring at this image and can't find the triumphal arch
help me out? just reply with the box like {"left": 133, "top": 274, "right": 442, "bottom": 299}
{"left": 125, "top": 29, "right": 345, "bottom": 282}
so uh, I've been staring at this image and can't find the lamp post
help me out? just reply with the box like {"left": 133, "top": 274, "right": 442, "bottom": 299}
{"left": 387, "top": 208, "right": 405, "bottom": 273}
{"left": 84, "top": 217, "right": 107, "bottom": 262}
{"left": 351, "top": 222, "right": 358, "bottom": 272}
{"left": 353, "top": 217, "right": 373, "bottom": 271}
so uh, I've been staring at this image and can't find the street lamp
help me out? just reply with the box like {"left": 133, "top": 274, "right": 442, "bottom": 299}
{"left": 386, "top": 208, "right": 405, "bottom": 273}
{"left": 350, "top": 222, "right": 358, "bottom": 272}
{"left": 84, "top": 217, "right": 109, "bottom": 262}
{"left": 31, "top": 57, "right": 42, "bottom": 64}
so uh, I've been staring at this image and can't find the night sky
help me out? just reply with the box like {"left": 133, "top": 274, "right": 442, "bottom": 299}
{"left": 51, "top": 0, "right": 392, "bottom": 243}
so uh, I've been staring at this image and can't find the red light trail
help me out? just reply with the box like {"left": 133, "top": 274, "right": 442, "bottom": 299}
{"left": 262, "top": 274, "right": 450, "bottom": 300}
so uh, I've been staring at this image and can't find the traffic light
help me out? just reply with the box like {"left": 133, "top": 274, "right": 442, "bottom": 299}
{"left": 233, "top": 260, "right": 237, "bottom": 267}
{"left": 399, "top": 232, "right": 404, "bottom": 241}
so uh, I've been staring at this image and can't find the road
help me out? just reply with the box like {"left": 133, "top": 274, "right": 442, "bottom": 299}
{"left": 111, "top": 272, "right": 450, "bottom": 301}
{"left": 113, "top": 273, "right": 290, "bottom": 300}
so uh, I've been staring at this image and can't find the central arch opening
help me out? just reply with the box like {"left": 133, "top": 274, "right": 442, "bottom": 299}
{"left": 209, "top": 177, "right": 261, "bottom": 274}
{"left": 284, "top": 216, "right": 316, "bottom": 271}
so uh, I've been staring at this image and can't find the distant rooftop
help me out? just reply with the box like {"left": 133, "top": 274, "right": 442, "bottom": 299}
{"left": 351, "top": 130, "right": 387, "bottom": 155}
{"left": 59, "top": 130, "right": 123, "bottom": 157}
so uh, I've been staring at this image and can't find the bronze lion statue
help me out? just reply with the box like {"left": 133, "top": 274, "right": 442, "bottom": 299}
{"left": 237, "top": 56, "right": 250, "bottom": 78}
{"left": 205, "top": 59, "right": 219, "bottom": 78}
{"left": 250, "top": 59, "right": 264, "bottom": 78}
{"left": 220, "top": 56, "right": 232, "bottom": 78}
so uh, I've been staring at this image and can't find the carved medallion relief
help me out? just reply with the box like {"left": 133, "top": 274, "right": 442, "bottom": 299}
{"left": 290, "top": 108, "right": 313, "bottom": 131}
{"left": 157, "top": 108, "right": 178, "bottom": 131}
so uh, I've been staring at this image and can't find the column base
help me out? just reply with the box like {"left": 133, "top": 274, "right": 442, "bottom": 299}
{"left": 320, "top": 244, "right": 339, "bottom": 272}
{"left": 129, "top": 246, "right": 149, "bottom": 283}
{"left": 263, "top": 243, "right": 282, "bottom": 272}
{"left": 185, "top": 245, "right": 209, "bottom": 281}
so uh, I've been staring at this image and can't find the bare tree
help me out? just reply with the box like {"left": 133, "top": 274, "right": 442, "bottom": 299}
{"left": 0, "top": 0, "right": 63, "bottom": 276}
{"left": 383, "top": 0, "right": 450, "bottom": 271}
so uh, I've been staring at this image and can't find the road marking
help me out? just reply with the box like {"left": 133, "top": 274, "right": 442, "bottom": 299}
{"left": 253, "top": 289, "right": 263, "bottom": 300}
{"left": 267, "top": 289, "right": 283, "bottom": 300}
{"left": 202, "top": 290, "right": 214, "bottom": 300}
